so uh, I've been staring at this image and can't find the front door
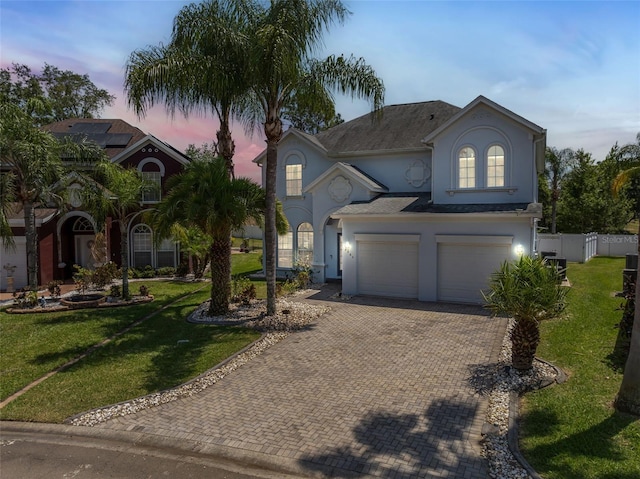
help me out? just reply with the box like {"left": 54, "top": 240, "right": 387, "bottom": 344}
{"left": 75, "top": 234, "right": 96, "bottom": 269}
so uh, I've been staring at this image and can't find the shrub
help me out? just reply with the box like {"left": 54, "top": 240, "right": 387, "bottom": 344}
{"left": 12, "top": 290, "right": 39, "bottom": 309}
{"left": 156, "top": 266, "right": 175, "bottom": 277}
{"left": 72, "top": 265, "right": 93, "bottom": 295}
{"left": 139, "top": 284, "right": 150, "bottom": 297}
{"left": 109, "top": 284, "right": 121, "bottom": 298}
{"left": 46, "top": 280, "right": 62, "bottom": 298}
{"left": 92, "top": 262, "right": 119, "bottom": 288}
{"left": 231, "top": 276, "right": 256, "bottom": 304}
{"left": 176, "top": 262, "right": 189, "bottom": 278}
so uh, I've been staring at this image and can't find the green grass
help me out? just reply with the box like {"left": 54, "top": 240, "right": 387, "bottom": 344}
{"left": 231, "top": 251, "right": 263, "bottom": 276}
{"left": 0, "top": 268, "right": 264, "bottom": 422}
{"left": 520, "top": 257, "right": 640, "bottom": 479}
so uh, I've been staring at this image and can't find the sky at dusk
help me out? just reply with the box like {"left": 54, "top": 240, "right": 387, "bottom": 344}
{"left": 1, "top": 0, "right": 639, "bottom": 184}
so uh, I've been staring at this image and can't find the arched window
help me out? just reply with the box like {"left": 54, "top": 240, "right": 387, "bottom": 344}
{"left": 132, "top": 224, "right": 153, "bottom": 268}
{"left": 72, "top": 216, "right": 94, "bottom": 232}
{"left": 297, "top": 223, "right": 313, "bottom": 265}
{"left": 487, "top": 145, "right": 505, "bottom": 187}
{"left": 138, "top": 158, "right": 164, "bottom": 203}
{"left": 277, "top": 228, "right": 293, "bottom": 268}
{"left": 458, "top": 147, "right": 476, "bottom": 188}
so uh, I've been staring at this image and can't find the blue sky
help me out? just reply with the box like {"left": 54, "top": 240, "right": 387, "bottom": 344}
{"left": 1, "top": 0, "right": 639, "bottom": 182}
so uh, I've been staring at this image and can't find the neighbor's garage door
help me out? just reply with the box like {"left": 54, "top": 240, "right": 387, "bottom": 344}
{"left": 357, "top": 239, "right": 419, "bottom": 299}
{"left": 437, "top": 237, "right": 512, "bottom": 303}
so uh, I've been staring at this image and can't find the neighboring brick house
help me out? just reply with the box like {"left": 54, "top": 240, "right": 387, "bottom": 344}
{"left": 254, "top": 96, "right": 546, "bottom": 303}
{"left": 1, "top": 119, "right": 190, "bottom": 291}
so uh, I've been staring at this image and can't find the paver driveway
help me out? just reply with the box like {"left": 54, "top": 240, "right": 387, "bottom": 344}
{"left": 96, "top": 287, "right": 506, "bottom": 478}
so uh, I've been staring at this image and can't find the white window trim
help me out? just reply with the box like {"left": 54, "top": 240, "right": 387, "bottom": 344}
{"left": 457, "top": 145, "right": 477, "bottom": 189}
{"left": 485, "top": 143, "right": 506, "bottom": 188}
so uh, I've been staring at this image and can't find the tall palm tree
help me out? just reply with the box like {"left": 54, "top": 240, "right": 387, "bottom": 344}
{"left": 243, "top": 0, "right": 385, "bottom": 315}
{"left": 484, "top": 256, "right": 568, "bottom": 371}
{"left": 613, "top": 146, "right": 640, "bottom": 415}
{"left": 1, "top": 102, "right": 104, "bottom": 289}
{"left": 124, "top": 0, "right": 250, "bottom": 178}
{"left": 125, "top": 0, "right": 384, "bottom": 315}
{"left": 150, "top": 157, "right": 283, "bottom": 315}
{"left": 81, "top": 160, "right": 149, "bottom": 299}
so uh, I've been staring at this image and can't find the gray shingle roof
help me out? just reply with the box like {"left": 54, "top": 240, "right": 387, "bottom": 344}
{"left": 333, "top": 193, "right": 531, "bottom": 216}
{"left": 314, "top": 101, "right": 461, "bottom": 155}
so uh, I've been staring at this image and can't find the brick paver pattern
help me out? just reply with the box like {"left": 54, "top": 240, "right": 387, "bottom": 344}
{"left": 96, "top": 291, "right": 506, "bottom": 478}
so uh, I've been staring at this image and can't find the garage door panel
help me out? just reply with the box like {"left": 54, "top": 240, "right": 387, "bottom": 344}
{"left": 357, "top": 241, "right": 418, "bottom": 298}
{"left": 438, "top": 243, "right": 510, "bottom": 303}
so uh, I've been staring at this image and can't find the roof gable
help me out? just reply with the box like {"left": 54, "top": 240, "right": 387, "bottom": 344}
{"left": 112, "top": 135, "right": 191, "bottom": 166}
{"left": 304, "top": 162, "right": 388, "bottom": 194}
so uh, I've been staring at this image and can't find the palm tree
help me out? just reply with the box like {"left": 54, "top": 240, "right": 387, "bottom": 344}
{"left": 1, "top": 102, "right": 104, "bottom": 289}
{"left": 124, "top": 0, "right": 250, "bottom": 178}
{"left": 484, "top": 256, "right": 569, "bottom": 371}
{"left": 81, "top": 160, "right": 149, "bottom": 299}
{"left": 613, "top": 139, "right": 640, "bottom": 415}
{"left": 125, "top": 0, "right": 384, "bottom": 315}
{"left": 150, "top": 157, "right": 285, "bottom": 315}
{"left": 244, "top": 0, "right": 385, "bottom": 315}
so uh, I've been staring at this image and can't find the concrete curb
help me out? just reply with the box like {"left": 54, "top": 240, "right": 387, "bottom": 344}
{"left": 508, "top": 359, "right": 567, "bottom": 479}
{"left": 0, "top": 421, "right": 312, "bottom": 478}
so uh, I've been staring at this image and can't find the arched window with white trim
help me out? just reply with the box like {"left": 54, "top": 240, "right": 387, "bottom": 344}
{"left": 487, "top": 145, "right": 505, "bottom": 187}
{"left": 458, "top": 147, "right": 476, "bottom": 188}
{"left": 297, "top": 223, "right": 313, "bottom": 265}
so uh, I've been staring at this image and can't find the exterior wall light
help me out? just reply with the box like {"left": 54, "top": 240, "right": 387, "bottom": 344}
{"left": 343, "top": 241, "right": 351, "bottom": 254}
{"left": 514, "top": 244, "right": 525, "bottom": 256}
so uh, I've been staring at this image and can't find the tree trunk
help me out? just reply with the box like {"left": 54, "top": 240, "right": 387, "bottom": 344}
{"left": 208, "top": 230, "right": 231, "bottom": 316}
{"left": 23, "top": 200, "right": 38, "bottom": 290}
{"left": 263, "top": 111, "right": 282, "bottom": 316}
{"left": 120, "top": 222, "right": 130, "bottom": 299}
{"left": 510, "top": 317, "right": 540, "bottom": 371}
{"left": 217, "top": 119, "right": 235, "bottom": 180}
{"left": 615, "top": 219, "right": 640, "bottom": 415}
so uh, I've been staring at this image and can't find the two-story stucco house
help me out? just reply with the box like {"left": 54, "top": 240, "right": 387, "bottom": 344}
{"left": 254, "top": 95, "right": 546, "bottom": 304}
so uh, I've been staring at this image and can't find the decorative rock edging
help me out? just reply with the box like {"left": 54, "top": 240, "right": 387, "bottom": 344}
{"left": 480, "top": 318, "right": 568, "bottom": 479}
{"left": 5, "top": 295, "right": 154, "bottom": 314}
{"left": 66, "top": 299, "right": 330, "bottom": 427}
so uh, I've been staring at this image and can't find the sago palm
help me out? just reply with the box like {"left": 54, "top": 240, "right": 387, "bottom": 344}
{"left": 484, "top": 255, "right": 568, "bottom": 371}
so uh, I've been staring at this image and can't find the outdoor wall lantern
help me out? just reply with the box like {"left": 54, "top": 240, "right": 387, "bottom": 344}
{"left": 343, "top": 241, "right": 352, "bottom": 254}
{"left": 514, "top": 244, "right": 525, "bottom": 256}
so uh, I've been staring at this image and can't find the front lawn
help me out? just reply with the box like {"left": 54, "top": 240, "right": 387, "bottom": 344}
{"left": 520, "top": 257, "right": 640, "bottom": 478}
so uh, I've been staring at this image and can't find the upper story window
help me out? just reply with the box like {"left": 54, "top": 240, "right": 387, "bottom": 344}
{"left": 458, "top": 147, "right": 476, "bottom": 188}
{"left": 286, "top": 164, "right": 302, "bottom": 196}
{"left": 487, "top": 145, "right": 505, "bottom": 187}
{"left": 138, "top": 157, "right": 165, "bottom": 203}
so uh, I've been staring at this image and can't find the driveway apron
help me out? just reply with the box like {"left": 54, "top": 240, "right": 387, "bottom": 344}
{"left": 95, "top": 289, "right": 506, "bottom": 478}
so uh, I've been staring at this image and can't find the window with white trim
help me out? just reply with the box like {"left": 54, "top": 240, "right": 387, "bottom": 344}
{"left": 278, "top": 229, "right": 293, "bottom": 268}
{"left": 156, "top": 238, "right": 176, "bottom": 268}
{"left": 285, "top": 164, "right": 302, "bottom": 196}
{"left": 141, "top": 171, "right": 161, "bottom": 203}
{"left": 487, "top": 145, "right": 505, "bottom": 187}
{"left": 297, "top": 223, "right": 313, "bottom": 265}
{"left": 458, "top": 147, "right": 476, "bottom": 188}
{"left": 133, "top": 224, "right": 153, "bottom": 268}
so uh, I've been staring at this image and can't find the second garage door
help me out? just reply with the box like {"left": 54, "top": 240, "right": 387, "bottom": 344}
{"left": 437, "top": 241, "right": 511, "bottom": 303}
{"left": 356, "top": 240, "right": 419, "bottom": 298}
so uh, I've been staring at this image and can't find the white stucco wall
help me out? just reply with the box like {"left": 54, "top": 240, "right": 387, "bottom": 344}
{"left": 339, "top": 215, "right": 535, "bottom": 301}
{"left": 430, "top": 104, "right": 538, "bottom": 205}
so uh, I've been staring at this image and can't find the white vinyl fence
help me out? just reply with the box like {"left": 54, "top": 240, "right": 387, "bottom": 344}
{"left": 538, "top": 233, "right": 637, "bottom": 262}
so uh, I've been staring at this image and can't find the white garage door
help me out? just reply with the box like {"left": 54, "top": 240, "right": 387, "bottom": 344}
{"left": 438, "top": 242, "right": 511, "bottom": 303}
{"left": 357, "top": 241, "right": 418, "bottom": 298}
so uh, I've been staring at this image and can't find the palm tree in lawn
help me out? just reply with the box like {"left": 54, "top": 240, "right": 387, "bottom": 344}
{"left": 150, "top": 157, "right": 286, "bottom": 315}
{"left": 1, "top": 102, "right": 104, "bottom": 289}
{"left": 243, "top": 0, "right": 385, "bottom": 315}
{"left": 613, "top": 135, "right": 640, "bottom": 415}
{"left": 81, "top": 160, "right": 150, "bottom": 299}
{"left": 484, "top": 256, "right": 569, "bottom": 371}
{"left": 124, "top": 0, "right": 250, "bottom": 178}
